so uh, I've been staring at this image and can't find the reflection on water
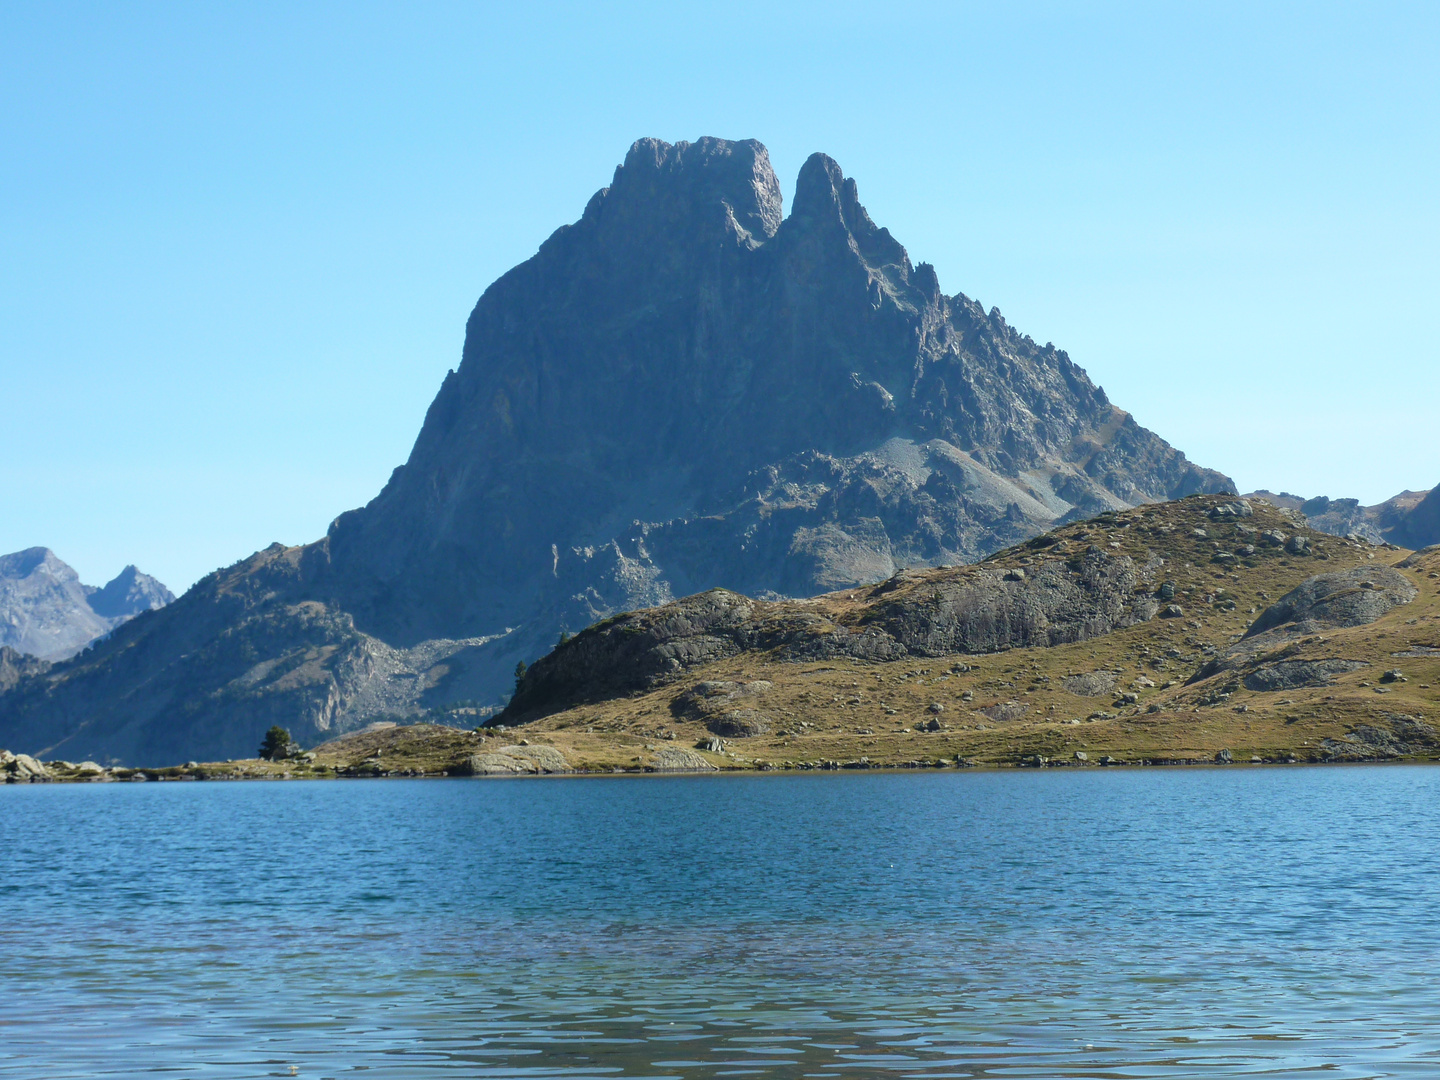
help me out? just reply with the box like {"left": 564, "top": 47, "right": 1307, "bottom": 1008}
{"left": 4, "top": 767, "right": 1440, "bottom": 1078}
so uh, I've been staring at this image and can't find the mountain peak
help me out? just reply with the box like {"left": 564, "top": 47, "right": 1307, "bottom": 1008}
{"left": 0, "top": 547, "right": 69, "bottom": 581}
{"left": 0, "top": 550, "right": 173, "bottom": 662}
{"left": 589, "top": 136, "right": 784, "bottom": 247}
{"left": 88, "top": 565, "right": 176, "bottom": 620}
{"left": 2, "top": 139, "right": 1234, "bottom": 762}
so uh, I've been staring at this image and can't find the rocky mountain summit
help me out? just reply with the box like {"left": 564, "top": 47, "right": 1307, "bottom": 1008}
{"left": 0, "top": 136, "right": 1233, "bottom": 764}
{"left": 0, "top": 548, "right": 173, "bottom": 662}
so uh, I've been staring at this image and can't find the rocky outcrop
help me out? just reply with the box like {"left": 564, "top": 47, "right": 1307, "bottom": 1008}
{"left": 454, "top": 744, "right": 571, "bottom": 775}
{"left": 1321, "top": 715, "right": 1440, "bottom": 761}
{"left": 0, "top": 137, "right": 1231, "bottom": 763}
{"left": 1245, "top": 567, "right": 1417, "bottom": 637}
{"left": 1242, "top": 659, "right": 1370, "bottom": 692}
{"left": 1186, "top": 565, "right": 1417, "bottom": 690}
{"left": 503, "top": 545, "right": 1164, "bottom": 723}
{"left": 1, "top": 749, "right": 50, "bottom": 782}
{"left": 672, "top": 680, "right": 779, "bottom": 738}
{"left": 0, "top": 548, "right": 173, "bottom": 662}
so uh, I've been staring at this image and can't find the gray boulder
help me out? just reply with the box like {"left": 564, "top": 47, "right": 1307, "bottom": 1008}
{"left": 1061, "top": 671, "right": 1118, "bottom": 697}
{"left": 1243, "top": 659, "right": 1370, "bottom": 692}
{"left": 3, "top": 751, "right": 49, "bottom": 782}
{"left": 652, "top": 747, "right": 717, "bottom": 771}
{"left": 455, "top": 744, "right": 570, "bottom": 775}
{"left": 1322, "top": 715, "right": 1439, "bottom": 761}
{"left": 1246, "top": 567, "right": 1417, "bottom": 637}
{"left": 707, "top": 709, "right": 773, "bottom": 738}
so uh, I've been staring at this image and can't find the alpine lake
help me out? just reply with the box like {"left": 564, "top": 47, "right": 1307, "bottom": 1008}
{"left": 3, "top": 766, "right": 1439, "bottom": 1079}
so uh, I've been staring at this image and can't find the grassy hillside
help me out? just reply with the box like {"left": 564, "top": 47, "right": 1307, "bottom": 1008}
{"left": 489, "top": 494, "right": 1438, "bottom": 770}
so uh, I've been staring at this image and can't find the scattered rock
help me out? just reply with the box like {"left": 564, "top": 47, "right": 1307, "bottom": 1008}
{"left": 1160, "top": 604, "right": 1184, "bottom": 618}
{"left": 1215, "top": 748, "right": 1233, "bottom": 764}
{"left": 1061, "top": 671, "right": 1118, "bottom": 697}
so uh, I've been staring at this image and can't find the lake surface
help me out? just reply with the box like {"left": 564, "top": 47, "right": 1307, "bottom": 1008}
{"left": 3, "top": 767, "right": 1440, "bottom": 1079}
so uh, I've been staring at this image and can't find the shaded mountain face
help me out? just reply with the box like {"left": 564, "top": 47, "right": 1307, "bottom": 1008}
{"left": 1385, "top": 486, "right": 1440, "bottom": 550}
{"left": 0, "top": 548, "right": 173, "bottom": 662}
{"left": 0, "top": 137, "right": 1233, "bottom": 764}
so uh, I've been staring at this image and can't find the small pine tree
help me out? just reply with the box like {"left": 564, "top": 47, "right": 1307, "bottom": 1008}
{"left": 514, "top": 660, "right": 528, "bottom": 689}
{"left": 258, "top": 725, "right": 293, "bottom": 761}
{"left": 556, "top": 631, "right": 571, "bottom": 648}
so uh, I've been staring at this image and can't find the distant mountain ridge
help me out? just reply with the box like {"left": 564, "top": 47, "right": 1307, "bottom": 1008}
{"left": 1246, "top": 487, "right": 1439, "bottom": 548}
{"left": 0, "top": 548, "right": 173, "bottom": 661}
{"left": 0, "top": 136, "right": 1234, "bottom": 764}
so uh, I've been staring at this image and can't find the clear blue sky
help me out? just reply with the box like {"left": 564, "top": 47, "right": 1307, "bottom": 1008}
{"left": 2, "top": 1, "right": 1437, "bottom": 592}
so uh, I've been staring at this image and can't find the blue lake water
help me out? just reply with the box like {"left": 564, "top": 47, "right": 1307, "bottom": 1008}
{"left": 3, "top": 767, "right": 1440, "bottom": 1079}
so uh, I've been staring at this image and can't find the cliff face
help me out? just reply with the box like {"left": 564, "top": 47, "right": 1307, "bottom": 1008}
{"left": 0, "top": 137, "right": 1233, "bottom": 764}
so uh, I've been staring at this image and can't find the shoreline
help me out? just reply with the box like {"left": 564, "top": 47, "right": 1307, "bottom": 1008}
{"left": 8, "top": 748, "right": 1439, "bottom": 785}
